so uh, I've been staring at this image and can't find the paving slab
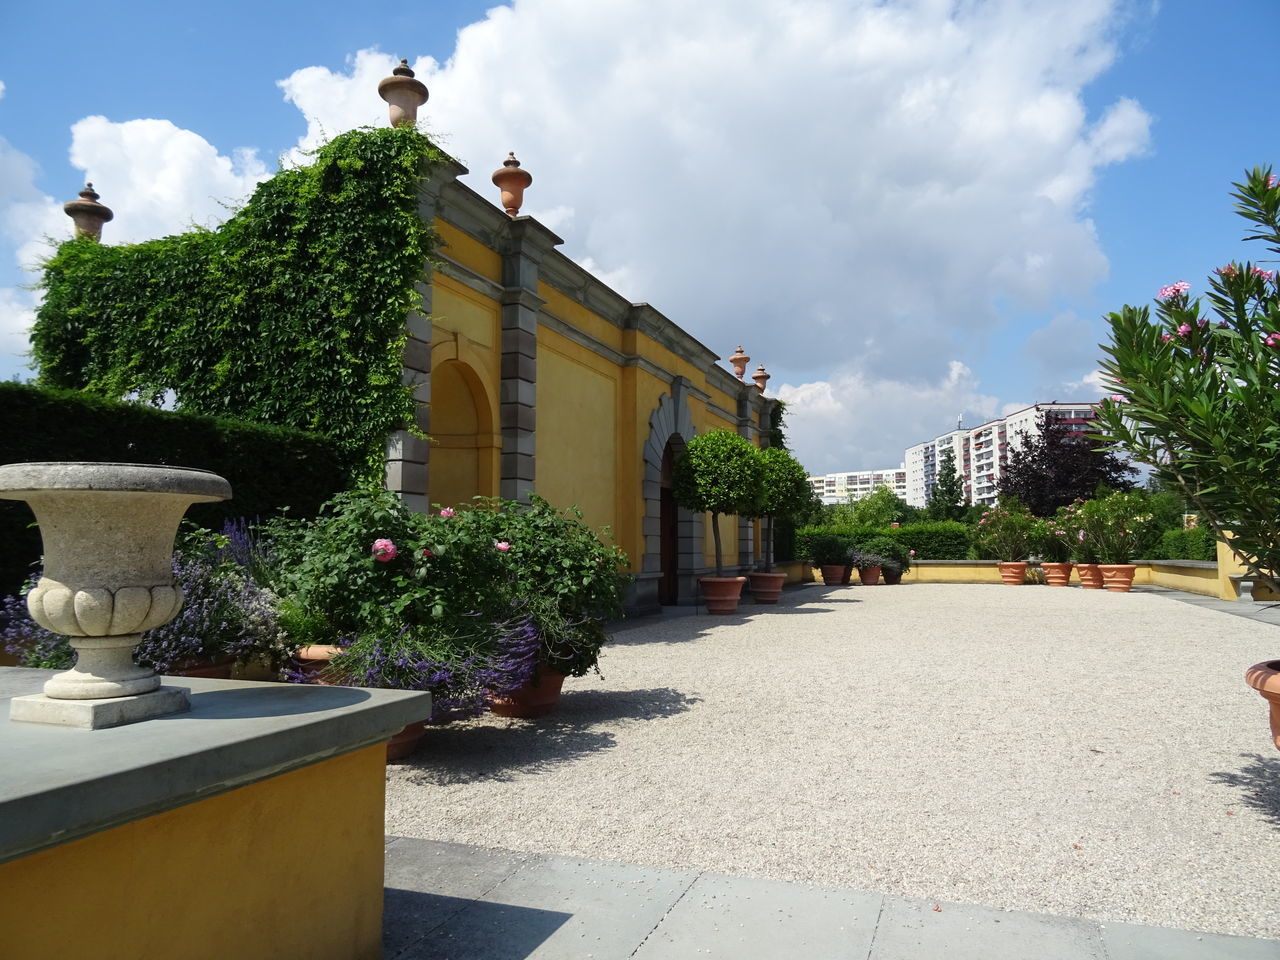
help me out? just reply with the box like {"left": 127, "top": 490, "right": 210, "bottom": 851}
{"left": 1101, "top": 920, "right": 1280, "bottom": 959}
{"left": 384, "top": 838, "right": 1280, "bottom": 959}
{"left": 632, "top": 872, "right": 881, "bottom": 959}
{"left": 387, "top": 837, "right": 691, "bottom": 959}
{"left": 869, "top": 895, "right": 1106, "bottom": 960}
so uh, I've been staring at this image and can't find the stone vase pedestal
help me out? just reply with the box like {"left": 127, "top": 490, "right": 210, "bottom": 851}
{"left": 0, "top": 462, "right": 230, "bottom": 728}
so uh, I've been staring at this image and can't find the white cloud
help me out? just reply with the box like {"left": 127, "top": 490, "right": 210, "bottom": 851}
{"left": 776, "top": 361, "right": 1000, "bottom": 475}
{"left": 274, "top": 1, "right": 1148, "bottom": 392}
{"left": 0, "top": 80, "right": 6, "bottom": 100}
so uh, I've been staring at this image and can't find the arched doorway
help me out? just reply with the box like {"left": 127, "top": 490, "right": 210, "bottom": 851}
{"left": 428, "top": 359, "right": 497, "bottom": 509}
{"left": 659, "top": 438, "right": 682, "bottom": 605}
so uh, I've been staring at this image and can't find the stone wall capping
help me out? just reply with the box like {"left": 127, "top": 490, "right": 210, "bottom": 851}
{"left": 0, "top": 668, "right": 431, "bottom": 865}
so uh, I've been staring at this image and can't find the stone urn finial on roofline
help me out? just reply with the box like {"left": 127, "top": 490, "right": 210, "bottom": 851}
{"left": 64, "top": 183, "right": 113, "bottom": 240}
{"left": 378, "top": 58, "right": 429, "bottom": 127}
{"left": 729, "top": 346, "right": 750, "bottom": 380}
{"left": 752, "top": 363, "right": 771, "bottom": 394}
{"left": 492, "top": 152, "right": 532, "bottom": 218}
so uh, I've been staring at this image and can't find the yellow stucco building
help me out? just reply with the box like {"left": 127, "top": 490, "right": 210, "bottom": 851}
{"left": 385, "top": 152, "right": 777, "bottom": 613}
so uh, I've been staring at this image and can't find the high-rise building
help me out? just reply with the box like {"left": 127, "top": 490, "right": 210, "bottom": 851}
{"left": 807, "top": 467, "right": 908, "bottom": 506}
{"left": 904, "top": 403, "right": 1100, "bottom": 508}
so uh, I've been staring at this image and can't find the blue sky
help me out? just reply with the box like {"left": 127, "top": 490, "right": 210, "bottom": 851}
{"left": 1, "top": 0, "right": 1276, "bottom": 475}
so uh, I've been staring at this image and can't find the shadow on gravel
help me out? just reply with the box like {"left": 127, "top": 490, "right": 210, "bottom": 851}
{"left": 1208, "top": 753, "right": 1280, "bottom": 827}
{"left": 403, "top": 687, "right": 699, "bottom": 784}
{"left": 607, "top": 600, "right": 859, "bottom": 645}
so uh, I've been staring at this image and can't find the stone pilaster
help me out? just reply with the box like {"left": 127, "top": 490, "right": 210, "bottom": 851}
{"left": 497, "top": 218, "right": 562, "bottom": 502}
{"left": 386, "top": 159, "right": 466, "bottom": 512}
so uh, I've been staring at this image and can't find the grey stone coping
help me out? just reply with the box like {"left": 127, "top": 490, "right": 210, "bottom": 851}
{"left": 910, "top": 559, "right": 1219, "bottom": 569}
{"left": 0, "top": 668, "right": 432, "bottom": 864}
{"left": 1148, "top": 559, "right": 1217, "bottom": 570}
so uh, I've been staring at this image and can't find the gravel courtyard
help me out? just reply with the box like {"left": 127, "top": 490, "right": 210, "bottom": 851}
{"left": 384, "top": 583, "right": 1280, "bottom": 940}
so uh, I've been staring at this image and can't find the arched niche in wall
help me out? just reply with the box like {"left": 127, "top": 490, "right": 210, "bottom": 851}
{"left": 428, "top": 357, "right": 499, "bottom": 509}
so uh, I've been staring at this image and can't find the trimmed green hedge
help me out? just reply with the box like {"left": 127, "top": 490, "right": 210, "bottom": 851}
{"left": 0, "top": 383, "right": 355, "bottom": 593}
{"left": 796, "top": 521, "right": 972, "bottom": 563}
{"left": 1149, "top": 527, "right": 1218, "bottom": 562}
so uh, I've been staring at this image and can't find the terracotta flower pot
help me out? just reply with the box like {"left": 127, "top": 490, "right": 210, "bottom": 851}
{"left": 1077, "top": 563, "right": 1104, "bottom": 589}
{"left": 386, "top": 721, "right": 429, "bottom": 761}
{"left": 858, "top": 566, "right": 882, "bottom": 586}
{"left": 882, "top": 568, "right": 903, "bottom": 585}
{"left": 818, "top": 565, "right": 845, "bottom": 586}
{"left": 291, "top": 644, "right": 345, "bottom": 683}
{"left": 748, "top": 572, "right": 786, "bottom": 604}
{"left": 1245, "top": 660, "right": 1280, "bottom": 751}
{"left": 1100, "top": 564, "right": 1137, "bottom": 592}
{"left": 1041, "top": 562, "right": 1074, "bottom": 587}
{"left": 997, "top": 561, "right": 1028, "bottom": 585}
{"left": 490, "top": 668, "right": 567, "bottom": 718}
{"left": 699, "top": 576, "right": 747, "bottom": 613}
{"left": 840, "top": 565, "right": 854, "bottom": 585}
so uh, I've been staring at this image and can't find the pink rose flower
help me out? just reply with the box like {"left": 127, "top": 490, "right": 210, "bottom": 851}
{"left": 494, "top": 540, "right": 511, "bottom": 552}
{"left": 372, "top": 538, "right": 397, "bottom": 562}
{"left": 421, "top": 548, "right": 434, "bottom": 557}
{"left": 909, "top": 550, "right": 916, "bottom": 557}
{"left": 439, "top": 507, "right": 456, "bottom": 518}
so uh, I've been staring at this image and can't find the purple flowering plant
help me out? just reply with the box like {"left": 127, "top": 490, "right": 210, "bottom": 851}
{"left": 2, "top": 521, "right": 287, "bottom": 673}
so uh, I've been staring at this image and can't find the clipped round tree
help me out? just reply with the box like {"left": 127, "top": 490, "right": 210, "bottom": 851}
{"left": 756, "top": 447, "right": 812, "bottom": 573}
{"left": 672, "top": 429, "right": 763, "bottom": 578}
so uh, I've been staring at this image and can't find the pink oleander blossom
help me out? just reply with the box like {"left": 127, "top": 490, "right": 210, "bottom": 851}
{"left": 372, "top": 539, "right": 397, "bottom": 562}
{"left": 1077, "top": 530, "right": 1086, "bottom": 542}
{"left": 439, "top": 507, "right": 456, "bottom": 518}
{"left": 1253, "top": 267, "right": 1275, "bottom": 280}
{"left": 1216, "top": 264, "right": 1237, "bottom": 278}
{"left": 1109, "top": 394, "right": 1124, "bottom": 403}
{"left": 1177, "top": 323, "right": 1192, "bottom": 337}
{"left": 494, "top": 540, "right": 511, "bottom": 552}
{"left": 1158, "top": 281, "right": 1191, "bottom": 300}
{"left": 1161, "top": 333, "right": 1172, "bottom": 342}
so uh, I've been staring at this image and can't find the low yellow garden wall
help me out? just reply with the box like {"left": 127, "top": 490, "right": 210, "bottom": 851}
{"left": 0, "top": 745, "right": 388, "bottom": 960}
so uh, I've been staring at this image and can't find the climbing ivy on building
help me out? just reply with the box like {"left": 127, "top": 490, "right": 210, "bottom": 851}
{"left": 32, "top": 125, "right": 445, "bottom": 472}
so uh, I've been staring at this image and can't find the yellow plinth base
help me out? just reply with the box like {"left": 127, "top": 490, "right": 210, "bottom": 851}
{"left": 0, "top": 744, "right": 387, "bottom": 960}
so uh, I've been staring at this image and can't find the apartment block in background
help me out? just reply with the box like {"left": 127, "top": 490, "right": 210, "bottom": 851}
{"left": 904, "top": 403, "right": 1099, "bottom": 508}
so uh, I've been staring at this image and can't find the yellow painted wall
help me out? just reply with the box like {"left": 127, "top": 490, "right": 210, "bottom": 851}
{"left": 436, "top": 220, "right": 502, "bottom": 284}
{"left": 898, "top": 563, "right": 1002, "bottom": 584}
{"left": 1148, "top": 563, "right": 1219, "bottom": 598}
{"left": 537, "top": 332, "right": 619, "bottom": 532}
{"left": 0, "top": 745, "right": 387, "bottom": 960}
{"left": 1216, "top": 536, "right": 1279, "bottom": 600}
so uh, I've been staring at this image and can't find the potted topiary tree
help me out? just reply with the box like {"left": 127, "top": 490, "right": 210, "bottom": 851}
{"left": 672, "top": 430, "right": 765, "bottom": 614}
{"left": 749, "top": 447, "right": 812, "bottom": 604}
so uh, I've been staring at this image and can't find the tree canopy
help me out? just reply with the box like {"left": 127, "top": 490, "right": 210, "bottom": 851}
{"left": 997, "top": 417, "right": 1136, "bottom": 516}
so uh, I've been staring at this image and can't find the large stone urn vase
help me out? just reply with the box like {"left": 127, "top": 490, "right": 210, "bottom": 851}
{"left": 0, "top": 462, "right": 231, "bottom": 727}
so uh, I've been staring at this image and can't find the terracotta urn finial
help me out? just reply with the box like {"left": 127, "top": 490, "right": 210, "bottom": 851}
{"left": 752, "top": 363, "right": 771, "bottom": 394}
{"left": 63, "top": 183, "right": 114, "bottom": 240}
{"left": 378, "top": 58, "right": 429, "bottom": 127}
{"left": 728, "top": 345, "right": 750, "bottom": 380}
{"left": 491, "top": 152, "right": 533, "bottom": 218}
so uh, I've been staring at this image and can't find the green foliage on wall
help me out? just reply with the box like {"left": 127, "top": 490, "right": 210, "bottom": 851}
{"left": 0, "top": 382, "right": 354, "bottom": 594}
{"left": 31, "top": 125, "right": 444, "bottom": 471}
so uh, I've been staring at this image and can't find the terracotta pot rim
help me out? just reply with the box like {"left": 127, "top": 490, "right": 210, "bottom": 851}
{"left": 699, "top": 576, "right": 747, "bottom": 583}
{"left": 294, "top": 644, "right": 344, "bottom": 660}
{"left": 1245, "top": 660, "right": 1280, "bottom": 693}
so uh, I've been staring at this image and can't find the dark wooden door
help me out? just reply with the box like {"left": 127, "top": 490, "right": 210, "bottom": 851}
{"left": 659, "top": 486, "right": 678, "bottom": 605}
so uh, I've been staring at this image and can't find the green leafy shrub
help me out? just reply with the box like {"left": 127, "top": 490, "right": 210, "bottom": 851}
{"left": 264, "top": 489, "right": 628, "bottom": 716}
{"left": 1078, "top": 491, "right": 1159, "bottom": 564}
{"left": 31, "top": 125, "right": 444, "bottom": 474}
{"left": 974, "top": 500, "right": 1036, "bottom": 561}
{"left": 1149, "top": 527, "right": 1218, "bottom": 562}
{"left": 0, "top": 381, "right": 352, "bottom": 596}
{"left": 1093, "top": 166, "right": 1280, "bottom": 589}
{"left": 890, "top": 522, "right": 970, "bottom": 560}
